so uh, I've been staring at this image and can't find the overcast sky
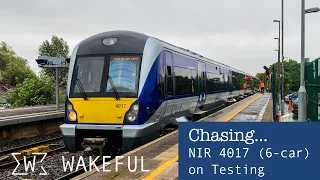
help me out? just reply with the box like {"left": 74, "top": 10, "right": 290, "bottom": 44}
{"left": 0, "top": 0, "right": 319, "bottom": 76}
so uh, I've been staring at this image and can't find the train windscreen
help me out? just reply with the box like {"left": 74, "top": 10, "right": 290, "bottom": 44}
{"left": 70, "top": 55, "right": 141, "bottom": 98}
{"left": 106, "top": 56, "right": 141, "bottom": 95}
{"left": 72, "top": 56, "right": 105, "bottom": 94}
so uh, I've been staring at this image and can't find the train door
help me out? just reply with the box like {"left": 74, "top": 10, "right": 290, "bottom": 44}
{"left": 162, "top": 51, "right": 174, "bottom": 121}
{"left": 171, "top": 55, "right": 181, "bottom": 117}
{"left": 197, "top": 61, "right": 206, "bottom": 109}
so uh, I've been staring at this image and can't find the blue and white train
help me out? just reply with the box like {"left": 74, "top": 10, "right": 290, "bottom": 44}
{"left": 59, "top": 30, "right": 259, "bottom": 154}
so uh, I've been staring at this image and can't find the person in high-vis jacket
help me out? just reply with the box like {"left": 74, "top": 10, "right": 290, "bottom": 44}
{"left": 243, "top": 83, "right": 248, "bottom": 89}
{"left": 260, "top": 81, "right": 265, "bottom": 94}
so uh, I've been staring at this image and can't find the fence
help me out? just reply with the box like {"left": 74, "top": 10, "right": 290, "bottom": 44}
{"left": 306, "top": 57, "right": 320, "bottom": 121}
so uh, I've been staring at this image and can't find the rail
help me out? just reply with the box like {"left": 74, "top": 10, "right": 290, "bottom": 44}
{"left": 0, "top": 136, "right": 62, "bottom": 156}
{"left": 0, "top": 146, "right": 66, "bottom": 169}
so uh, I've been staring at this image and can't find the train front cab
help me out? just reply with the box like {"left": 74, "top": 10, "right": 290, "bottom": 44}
{"left": 60, "top": 55, "right": 147, "bottom": 154}
{"left": 59, "top": 31, "right": 159, "bottom": 154}
{"left": 60, "top": 55, "right": 156, "bottom": 153}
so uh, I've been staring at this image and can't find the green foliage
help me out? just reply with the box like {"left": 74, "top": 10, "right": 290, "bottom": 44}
{"left": 0, "top": 41, "right": 15, "bottom": 55}
{"left": 38, "top": 35, "right": 70, "bottom": 85}
{"left": 255, "top": 72, "right": 265, "bottom": 82}
{"left": 0, "top": 41, "right": 36, "bottom": 86}
{"left": 6, "top": 74, "right": 55, "bottom": 107}
{"left": 0, "top": 41, "right": 15, "bottom": 70}
{"left": 1, "top": 57, "right": 36, "bottom": 86}
{"left": 0, "top": 52, "right": 10, "bottom": 71}
{"left": 256, "top": 59, "right": 300, "bottom": 96}
{"left": 59, "top": 90, "right": 66, "bottom": 103}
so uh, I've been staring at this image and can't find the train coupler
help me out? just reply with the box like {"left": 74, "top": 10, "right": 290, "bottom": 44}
{"left": 82, "top": 138, "right": 107, "bottom": 157}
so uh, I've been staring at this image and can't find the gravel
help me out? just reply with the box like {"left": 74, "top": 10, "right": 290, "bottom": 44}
{"left": 0, "top": 131, "right": 62, "bottom": 152}
{"left": 0, "top": 148, "right": 99, "bottom": 180}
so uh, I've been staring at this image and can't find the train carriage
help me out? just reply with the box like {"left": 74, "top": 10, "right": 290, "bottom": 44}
{"left": 60, "top": 30, "right": 257, "bottom": 154}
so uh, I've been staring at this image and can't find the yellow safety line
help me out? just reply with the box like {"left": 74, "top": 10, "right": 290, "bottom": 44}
{"left": 142, "top": 155, "right": 179, "bottom": 180}
{"left": 143, "top": 94, "right": 262, "bottom": 179}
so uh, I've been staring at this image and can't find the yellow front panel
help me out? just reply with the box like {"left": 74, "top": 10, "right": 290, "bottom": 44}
{"left": 69, "top": 98, "right": 137, "bottom": 124}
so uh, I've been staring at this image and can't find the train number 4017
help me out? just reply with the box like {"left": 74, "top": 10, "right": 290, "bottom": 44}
{"left": 115, "top": 104, "right": 126, "bottom": 108}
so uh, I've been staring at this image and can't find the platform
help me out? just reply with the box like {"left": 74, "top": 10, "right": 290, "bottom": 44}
{"left": 0, "top": 105, "right": 64, "bottom": 127}
{"left": 0, "top": 104, "right": 63, "bottom": 116}
{"left": 73, "top": 93, "right": 270, "bottom": 180}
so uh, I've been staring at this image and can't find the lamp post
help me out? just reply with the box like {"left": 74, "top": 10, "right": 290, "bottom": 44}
{"left": 281, "top": 0, "right": 285, "bottom": 116}
{"left": 299, "top": 0, "right": 320, "bottom": 121}
{"left": 282, "top": 57, "right": 289, "bottom": 95}
{"left": 273, "top": 20, "right": 281, "bottom": 115}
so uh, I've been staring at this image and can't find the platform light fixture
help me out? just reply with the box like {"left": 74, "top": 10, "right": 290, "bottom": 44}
{"left": 305, "top": 7, "right": 320, "bottom": 14}
{"left": 273, "top": 19, "right": 281, "bottom": 116}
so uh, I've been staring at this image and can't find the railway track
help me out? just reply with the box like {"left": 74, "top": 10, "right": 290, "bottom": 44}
{"left": 0, "top": 146, "right": 66, "bottom": 169}
{"left": 0, "top": 136, "right": 62, "bottom": 157}
{"left": 0, "top": 136, "right": 65, "bottom": 169}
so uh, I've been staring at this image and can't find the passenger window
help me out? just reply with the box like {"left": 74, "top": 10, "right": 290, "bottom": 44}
{"left": 167, "top": 66, "right": 172, "bottom": 76}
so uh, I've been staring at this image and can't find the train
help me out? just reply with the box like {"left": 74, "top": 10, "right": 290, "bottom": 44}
{"left": 59, "top": 30, "right": 259, "bottom": 155}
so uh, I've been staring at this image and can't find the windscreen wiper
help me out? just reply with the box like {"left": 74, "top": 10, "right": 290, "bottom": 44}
{"left": 107, "top": 75, "right": 120, "bottom": 100}
{"left": 76, "top": 79, "right": 88, "bottom": 100}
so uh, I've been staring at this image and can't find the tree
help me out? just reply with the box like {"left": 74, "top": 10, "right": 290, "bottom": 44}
{"left": 0, "top": 42, "right": 36, "bottom": 86}
{"left": 6, "top": 74, "right": 56, "bottom": 107}
{"left": 0, "top": 52, "right": 10, "bottom": 71}
{"left": 38, "top": 35, "right": 70, "bottom": 86}
{"left": 0, "top": 41, "right": 15, "bottom": 73}
{"left": 1, "top": 57, "right": 36, "bottom": 86}
{"left": 255, "top": 72, "right": 265, "bottom": 82}
{"left": 0, "top": 41, "right": 15, "bottom": 55}
{"left": 255, "top": 59, "right": 300, "bottom": 96}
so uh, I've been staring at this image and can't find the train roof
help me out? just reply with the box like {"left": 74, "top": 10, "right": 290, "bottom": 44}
{"left": 77, "top": 30, "right": 149, "bottom": 55}
{"left": 155, "top": 37, "right": 253, "bottom": 76}
{"left": 81, "top": 30, "right": 256, "bottom": 78}
{"left": 149, "top": 35, "right": 255, "bottom": 78}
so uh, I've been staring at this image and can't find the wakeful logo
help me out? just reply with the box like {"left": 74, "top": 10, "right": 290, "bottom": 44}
{"left": 11, "top": 153, "right": 47, "bottom": 176}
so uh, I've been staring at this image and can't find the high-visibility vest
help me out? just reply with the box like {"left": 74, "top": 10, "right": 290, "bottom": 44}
{"left": 260, "top": 82, "right": 265, "bottom": 88}
{"left": 243, "top": 84, "right": 248, "bottom": 89}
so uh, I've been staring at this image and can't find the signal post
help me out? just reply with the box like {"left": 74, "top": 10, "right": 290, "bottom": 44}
{"left": 35, "top": 56, "right": 69, "bottom": 110}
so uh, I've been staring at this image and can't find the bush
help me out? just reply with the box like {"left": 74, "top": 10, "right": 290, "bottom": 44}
{"left": 7, "top": 74, "right": 55, "bottom": 107}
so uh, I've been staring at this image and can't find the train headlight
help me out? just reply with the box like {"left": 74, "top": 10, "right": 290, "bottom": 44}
{"left": 102, "top": 38, "right": 118, "bottom": 46}
{"left": 127, "top": 112, "right": 137, "bottom": 122}
{"left": 66, "top": 102, "right": 77, "bottom": 122}
{"left": 68, "top": 111, "right": 77, "bottom": 121}
{"left": 124, "top": 102, "right": 139, "bottom": 123}
{"left": 133, "top": 104, "right": 139, "bottom": 111}
{"left": 67, "top": 104, "right": 73, "bottom": 111}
